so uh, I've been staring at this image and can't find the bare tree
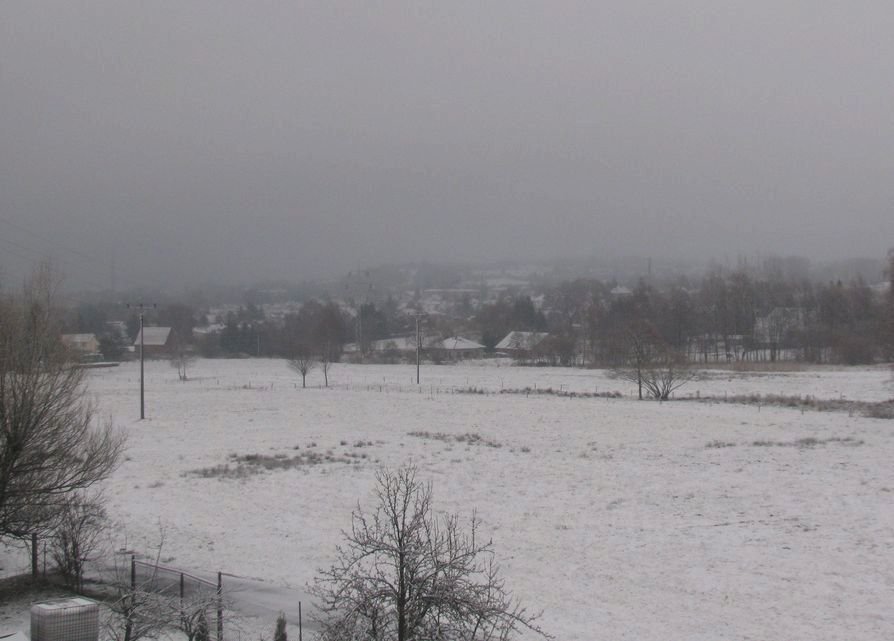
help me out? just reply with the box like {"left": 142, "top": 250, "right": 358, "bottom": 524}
{"left": 288, "top": 346, "right": 316, "bottom": 388}
{"left": 0, "top": 265, "right": 124, "bottom": 539}
{"left": 319, "top": 343, "right": 333, "bottom": 388}
{"left": 169, "top": 333, "right": 197, "bottom": 381}
{"left": 311, "top": 466, "right": 549, "bottom": 641}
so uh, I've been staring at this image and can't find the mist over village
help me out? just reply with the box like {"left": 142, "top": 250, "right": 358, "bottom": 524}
{"left": 2, "top": 3, "right": 894, "bottom": 641}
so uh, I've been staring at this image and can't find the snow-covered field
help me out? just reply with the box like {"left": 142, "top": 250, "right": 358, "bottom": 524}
{"left": 10, "top": 359, "right": 894, "bottom": 640}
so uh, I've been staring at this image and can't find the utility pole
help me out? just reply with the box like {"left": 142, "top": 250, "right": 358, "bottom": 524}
{"left": 127, "top": 303, "right": 156, "bottom": 420}
{"left": 413, "top": 312, "right": 425, "bottom": 384}
{"left": 357, "top": 304, "right": 363, "bottom": 361}
{"left": 347, "top": 271, "right": 373, "bottom": 361}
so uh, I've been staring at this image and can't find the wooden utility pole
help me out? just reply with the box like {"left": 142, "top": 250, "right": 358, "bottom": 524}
{"left": 413, "top": 312, "right": 425, "bottom": 384}
{"left": 126, "top": 303, "right": 155, "bottom": 420}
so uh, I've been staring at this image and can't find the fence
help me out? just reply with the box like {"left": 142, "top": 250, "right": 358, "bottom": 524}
{"left": 0, "top": 540, "right": 310, "bottom": 641}
{"left": 129, "top": 557, "right": 223, "bottom": 640}
{"left": 0, "top": 537, "right": 33, "bottom": 579}
{"left": 128, "top": 557, "right": 312, "bottom": 641}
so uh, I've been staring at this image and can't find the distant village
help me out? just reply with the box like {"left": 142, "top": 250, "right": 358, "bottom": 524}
{"left": 59, "top": 254, "right": 894, "bottom": 369}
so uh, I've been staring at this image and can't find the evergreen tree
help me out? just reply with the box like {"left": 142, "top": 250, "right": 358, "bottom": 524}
{"left": 274, "top": 613, "right": 287, "bottom": 641}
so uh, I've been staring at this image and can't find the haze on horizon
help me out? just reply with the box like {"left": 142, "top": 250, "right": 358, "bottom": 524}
{"left": 2, "top": 1, "right": 893, "bottom": 291}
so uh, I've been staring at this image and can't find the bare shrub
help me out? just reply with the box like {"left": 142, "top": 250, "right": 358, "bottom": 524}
{"left": 50, "top": 492, "right": 107, "bottom": 592}
{"left": 407, "top": 431, "right": 503, "bottom": 448}
{"left": 750, "top": 436, "right": 863, "bottom": 448}
{"left": 611, "top": 321, "right": 695, "bottom": 400}
{"left": 186, "top": 449, "right": 357, "bottom": 478}
{"left": 864, "top": 402, "right": 894, "bottom": 419}
{"left": 103, "top": 534, "right": 226, "bottom": 641}
{"left": 705, "top": 440, "right": 737, "bottom": 448}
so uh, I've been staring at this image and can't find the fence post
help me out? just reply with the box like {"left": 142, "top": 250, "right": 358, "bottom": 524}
{"left": 180, "top": 572, "right": 184, "bottom": 611}
{"left": 298, "top": 601, "right": 302, "bottom": 641}
{"left": 217, "top": 571, "right": 223, "bottom": 641}
{"left": 31, "top": 533, "right": 38, "bottom": 578}
{"left": 126, "top": 555, "right": 136, "bottom": 641}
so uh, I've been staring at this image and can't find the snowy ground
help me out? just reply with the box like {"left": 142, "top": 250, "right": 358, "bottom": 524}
{"left": 6, "top": 359, "right": 894, "bottom": 640}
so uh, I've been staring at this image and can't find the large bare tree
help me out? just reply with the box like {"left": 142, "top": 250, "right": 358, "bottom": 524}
{"left": 0, "top": 266, "right": 124, "bottom": 539}
{"left": 311, "top": 466, "right": 549, "bottom": 641}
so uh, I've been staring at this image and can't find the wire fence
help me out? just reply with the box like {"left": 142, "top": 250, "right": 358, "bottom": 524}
{"left": 127, "top": 556, "right": 313, "bottom": 641}
{"left": 131, "top": 558, "right": 219, "bottom": 602}
{"left": 0, "top": 538, "right": 32, "bottom": 579}
{"left": 1, "top": 542, "right": 311, "bottom": 641}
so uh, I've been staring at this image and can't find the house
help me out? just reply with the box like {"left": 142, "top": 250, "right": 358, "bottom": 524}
{"left": 429, "top": 336, "right": 486, "bottom": 361}
{"left": 610, "top": 285, "right": 633, "bottom": 298}
{"left": 496, "top": 331, "right": 548, "bottom": 355}
{"left": 133, "top": 326, "right": 175, "bottom": 357}
{"left": 61, "top": 333, "right": 99, "bottom": 355}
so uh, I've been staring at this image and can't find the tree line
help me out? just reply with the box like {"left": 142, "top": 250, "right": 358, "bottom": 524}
{"left": 62, "top": 252, "right": 894, "bottom": 368}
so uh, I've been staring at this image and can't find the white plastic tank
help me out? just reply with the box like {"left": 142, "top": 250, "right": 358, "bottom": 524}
{"left": 30, "top": 598, "right": 99, "bottom": 641}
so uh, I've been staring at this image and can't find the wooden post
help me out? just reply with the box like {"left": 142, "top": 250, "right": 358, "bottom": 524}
{"left": 126, "top": 555, "right": 136, "bottom": 641}
{"left": 31, "top": 533, "right": 38, "bottom": 577}
{"left": 298, "top": 601, "right": 302, "bottom": 641}
{"left": 217, "top": 571, "right": 223, "bottom": 641}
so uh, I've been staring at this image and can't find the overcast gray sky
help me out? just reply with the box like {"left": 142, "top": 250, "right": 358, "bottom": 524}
{"left": 2, "top": 1, "right": 893, "bottom": 289}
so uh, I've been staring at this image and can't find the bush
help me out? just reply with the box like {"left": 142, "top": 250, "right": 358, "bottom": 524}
{"left": 50, "top": 493, "right": 107, "bottom": 592}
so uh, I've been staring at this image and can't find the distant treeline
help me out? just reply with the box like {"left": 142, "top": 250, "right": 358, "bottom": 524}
{"left": 62, "top": 252, "right": 894, "bottom": 367}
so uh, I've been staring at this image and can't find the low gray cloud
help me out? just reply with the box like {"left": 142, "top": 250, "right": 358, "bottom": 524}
{"left": 2, "top": 1, "right": 893, "bottom": 289}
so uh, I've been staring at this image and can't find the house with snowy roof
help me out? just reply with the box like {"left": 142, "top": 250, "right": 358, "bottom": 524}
{"left": 133, "top": 326, "right": 175, "bottom": 358}
{"left": 429, "top": 336, "right": 486, "bottom": 361}
{"left": 61, "top": 333, "right": 99, "bottom": 356}
{"left": 496, "top": 331, "right": 547, "bottom": 353}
